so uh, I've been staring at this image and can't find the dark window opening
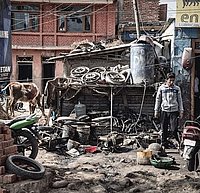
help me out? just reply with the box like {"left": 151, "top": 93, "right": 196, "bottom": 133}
{"left": 17, "top": 56, "right": 33, "bottom": 82}
{"left": 18, "top": 64, "right": 32, "bottom": 82}
{"left": 11, "top": 4, "right": 39, "bottom": 32}
{"left": 58, "top": 5, "right": 92, "bottom": 33}
{"left": 42, "top": 58, "right": 55, "bottom": 92}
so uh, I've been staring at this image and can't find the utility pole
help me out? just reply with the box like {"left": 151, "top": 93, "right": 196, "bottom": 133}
{"left": 132, "top": 0, "right": 140, "bottom": 39}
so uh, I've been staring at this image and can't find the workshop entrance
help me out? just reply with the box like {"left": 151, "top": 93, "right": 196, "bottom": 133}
{"left": 42, "top": 58, "right": 55, "bottom": 92}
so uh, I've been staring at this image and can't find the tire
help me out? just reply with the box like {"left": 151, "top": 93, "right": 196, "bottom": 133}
{"left": 6, "top": 155, "right": 45, "bottom": 180}
{"left": 187, "top": 153, "right": 199, "bottom": 171}
{"left": 13, "top": 129, "right": 39, "bottom": 159}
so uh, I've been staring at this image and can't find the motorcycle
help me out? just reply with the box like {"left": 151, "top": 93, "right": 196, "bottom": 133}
{"left": 1, "top": 113, "right": 40, "bottom": 159}
{"left": 182, "top": 117, "right": 200, "bottom": 171}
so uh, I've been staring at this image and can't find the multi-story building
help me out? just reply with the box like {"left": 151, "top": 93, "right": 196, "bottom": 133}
{"left": 10, "top": 0, "right": 168, "bottom": 91}
{"left": 10, "top": 0, "right": 117, "bottom": 91}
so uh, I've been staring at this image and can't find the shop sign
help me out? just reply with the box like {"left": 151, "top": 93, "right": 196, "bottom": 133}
{"left": 176, "top": 0, "right": 200, "bottom": 27}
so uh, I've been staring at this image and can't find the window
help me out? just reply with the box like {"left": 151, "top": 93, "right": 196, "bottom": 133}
{"left": 17, "top": 56, "right": 33, "bottom": 82}
{"left": 58, "top": 5, "right": 92, "bottom": 32}
{"left": 11, "top": 5, "right": 39, "bottom": 32}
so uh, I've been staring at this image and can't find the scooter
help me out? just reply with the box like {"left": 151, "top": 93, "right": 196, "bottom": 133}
{"left": 1, "top": 113, "right": 40, "bottom": 159}
{"left": 182, "top": 118, "right": 200, "bottom": 171}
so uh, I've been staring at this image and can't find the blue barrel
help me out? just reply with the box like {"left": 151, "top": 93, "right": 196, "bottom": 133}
{"left": 130, "top": 43, "right": 155, "bottom": 85}
{"left": 75, "top": 102, "right": 86, "bottom": 117}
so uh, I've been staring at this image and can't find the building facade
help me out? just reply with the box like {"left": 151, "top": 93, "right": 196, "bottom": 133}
{"left": 10, "top": 0, "right": 117, "bottom": 91}
{"left": 160, "top": 0, "right": 200, "bottom": 119}
{"left": 118, "top": 0, "right": 166, "bottom": 42}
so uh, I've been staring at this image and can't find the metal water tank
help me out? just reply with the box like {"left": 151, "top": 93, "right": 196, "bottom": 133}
{"left": 75, "top": 101, "right": 86, "bottom": 117}
{"left": 130, "top": 43, "right": 155, "bottom": 85}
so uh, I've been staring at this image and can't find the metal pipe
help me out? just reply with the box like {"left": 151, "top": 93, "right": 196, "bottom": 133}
{"left": 110, "top": 86, "right": 113, "bottom": 132}
{"left": 132, "top": 0, "right": 140, "bottom": 39}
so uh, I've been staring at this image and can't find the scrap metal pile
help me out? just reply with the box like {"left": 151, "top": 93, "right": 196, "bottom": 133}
{"left": 44, "top": 64, "right": 133, "bottom": 111}
{"left": 43, "top": 37, "right": 172, "bottom": 153}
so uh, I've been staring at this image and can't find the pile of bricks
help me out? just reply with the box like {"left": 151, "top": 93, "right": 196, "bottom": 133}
{"left": 0, "top": 123, "right": 18, "bottom": 193}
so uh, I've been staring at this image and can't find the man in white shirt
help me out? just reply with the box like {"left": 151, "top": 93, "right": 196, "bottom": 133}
{"left": 154, "top": 72, "right": 184, "bottom": 148}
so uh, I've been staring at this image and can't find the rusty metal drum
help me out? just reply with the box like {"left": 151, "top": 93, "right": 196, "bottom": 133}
{"left": 130, "top": 43, "right": 156, "bottom": 85}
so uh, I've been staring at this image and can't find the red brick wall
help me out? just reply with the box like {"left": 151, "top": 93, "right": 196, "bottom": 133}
{"left": 95, "top": 5, "right": 107, "bottom": 37}
{"left": 11, "top": 2, "right": 117, "bottom": 92}
{"left": 121, "top": 0, "right": 160, "bottom": 23}
{"left": 57, "top": 35, "right": 94, "bottom": 46}
{"left": 42, "top": 4, "right": 55, "bottom": 33}
{"left": 12, "top": 34, "right": 41, "bottom": 46}
{"left": 42, "top": 35, "right": 55, "bottom": 46}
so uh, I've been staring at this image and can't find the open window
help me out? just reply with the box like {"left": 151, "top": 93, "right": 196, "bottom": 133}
{"left": 11, "top": 4, "right": 39, "bottom": 32}
{"left": 57, "top": 5, "right": 92, "bottom": 33}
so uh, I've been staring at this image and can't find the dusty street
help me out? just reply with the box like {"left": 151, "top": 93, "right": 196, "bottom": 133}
{"left": 35, "top": 146, "right": 200, "bottom": 193}
{"left": 8, "top": 103, "right": 200, "bottom": 193}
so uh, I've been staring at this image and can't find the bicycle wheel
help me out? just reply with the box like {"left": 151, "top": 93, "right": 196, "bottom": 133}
{"left": 6, "top": 155, "right": 45, "bottom": 180}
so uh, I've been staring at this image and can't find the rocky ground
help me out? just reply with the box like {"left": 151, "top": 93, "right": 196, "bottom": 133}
{"left": 9, "top": 103, "right": 200, "bottom": 193}
{"left": 35, "top": 147, "right": 200, "bottom": 193}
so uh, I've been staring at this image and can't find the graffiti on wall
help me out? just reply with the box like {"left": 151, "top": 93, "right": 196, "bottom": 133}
{"left": 176, "top": 0, "right": 200, "bottom": 27}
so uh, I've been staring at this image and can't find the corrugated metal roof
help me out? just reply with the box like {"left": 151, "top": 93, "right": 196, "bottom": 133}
{"left": 48, "top": 43, "right": 131, "bottom": 61}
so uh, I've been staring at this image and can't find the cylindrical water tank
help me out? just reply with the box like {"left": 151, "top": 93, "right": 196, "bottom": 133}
{"left": 130, "top": 43, "right": 155, "bottom": 85}
{"left": 75, "top": 101, "right": 86, "bottom": 117}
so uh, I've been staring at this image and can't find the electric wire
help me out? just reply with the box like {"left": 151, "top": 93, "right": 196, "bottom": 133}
{"left": 11, "top": 3, "right": 109, "bottom": 32}
{"left": 11, "top": 3, "right": 93, "bottom": 31}
{"left": 11, "top": 3, "right": 66, "bottom": 29}
{"left": 11, "top": 1, "right": 198, "bottom": 33}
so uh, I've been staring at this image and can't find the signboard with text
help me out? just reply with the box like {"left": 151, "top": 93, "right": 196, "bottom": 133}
{"left": 0, "top": 0, "right": 12, "bottom": 80}
{"left": 176, "top": 0, "right": 200, "bottom": 27}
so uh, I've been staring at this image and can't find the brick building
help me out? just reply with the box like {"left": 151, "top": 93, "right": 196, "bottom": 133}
{"left": 10, "top": 0, "right": 117, "bottom": 91}
{"left": 118, "top": 0, "right": 166, "bottom": 41}
{"left": 45, "top": 0, "right": 169, "bottom": 117}
{"left": 10, "top": 0, "right": 167, "bottom": 91}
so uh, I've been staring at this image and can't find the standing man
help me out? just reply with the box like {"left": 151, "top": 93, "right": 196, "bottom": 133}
{"left": 154, "top": 72, "right": 184, "bottom": 148}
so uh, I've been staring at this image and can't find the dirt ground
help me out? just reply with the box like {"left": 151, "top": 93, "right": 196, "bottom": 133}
{"left": 35, "top": 146, "right": 200, "bottom": 193}
{"left": 13, "top": 103, "right": 200, "bottom": 193}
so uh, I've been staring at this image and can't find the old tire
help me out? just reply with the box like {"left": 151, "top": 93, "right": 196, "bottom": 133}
{"left": 6, "top": 155, "right": 45, "bottom": 180}
{"left": 13, "top": 129, "right": 39, "bottom": 159}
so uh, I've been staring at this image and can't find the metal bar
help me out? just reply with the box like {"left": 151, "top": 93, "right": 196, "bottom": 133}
{"left": 110, "top": 86, "right": 113, "bottom": 132}
{"left": 132, "top": 0, "right": 140, "bottom": 39}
